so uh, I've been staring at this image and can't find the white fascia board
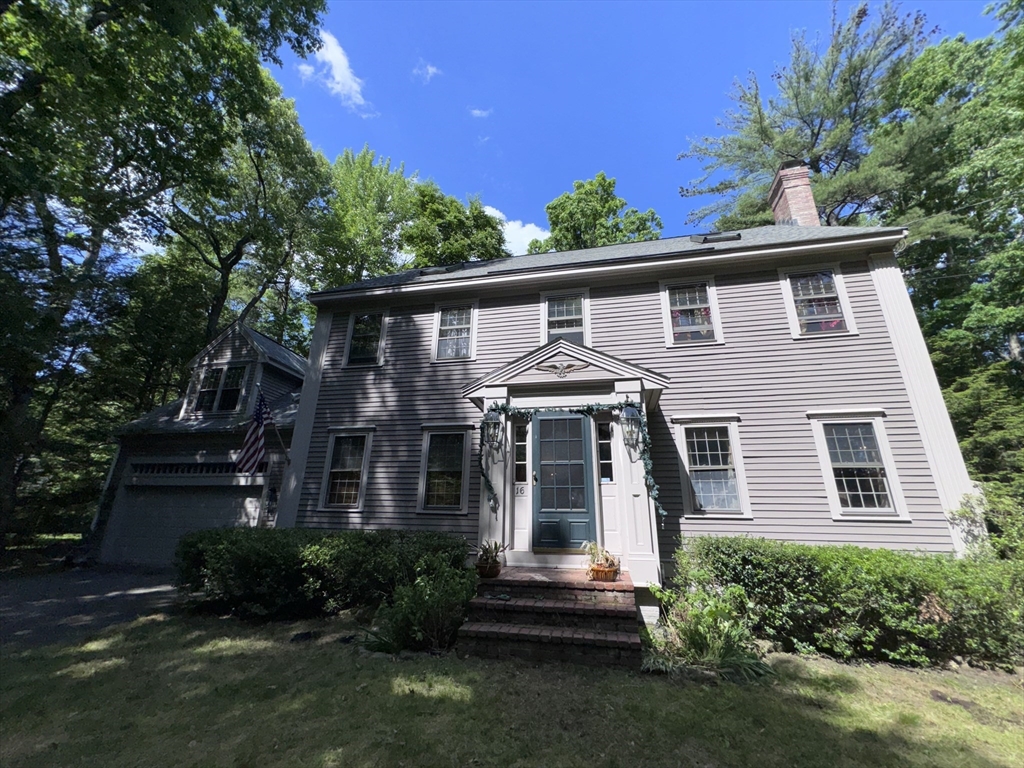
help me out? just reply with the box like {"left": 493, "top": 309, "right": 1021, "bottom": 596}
{"left": 311, "top": 233, "right": 907, "bottom": 307}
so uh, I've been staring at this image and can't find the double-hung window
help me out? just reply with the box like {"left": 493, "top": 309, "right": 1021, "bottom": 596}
{"left": 672, "top": 416, "right": 751, "bottom": 517}
{"left": 434, "top": 304, "right": 475, "bottom": 361}
{"left": 192, "top": 365, "right": 248, "bottom": 413}
{"left": 320, "top": 430, "right": 373, "bottom": 510}
{"left": 419, "top": 429, "right": 472, "bottom": 512}
{"left": 807, "top": 412, "right": 907, "bottom": 521}
{"left": 346, "top": 311, "right": 387, "bottom": 365}
{"left": 660, "top": 278, "right": 723, "bottom": 345}
{"left": 779, "top": 266, "right": 856, "bottom": 337}
{"left": 542, "top": 291, "right": 588, "bottom": 345}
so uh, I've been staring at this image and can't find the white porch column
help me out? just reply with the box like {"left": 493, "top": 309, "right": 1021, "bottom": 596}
{"left": 476, "top": 388, "right": 508, "bottom": 547}
{"left": 615, "top": 379, "right": 662, "bottom": 588}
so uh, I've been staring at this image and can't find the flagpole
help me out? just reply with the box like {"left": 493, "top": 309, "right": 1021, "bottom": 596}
{"left": 257, "top": 382, "right": 291, "bottom": 464}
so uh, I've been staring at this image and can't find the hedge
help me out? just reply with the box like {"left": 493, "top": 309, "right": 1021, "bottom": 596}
{"left": 672, "top": 536, "right": 1023, "bottom": 666}
{"left": 175, "top": 528, "right": 471, "bottom": 620}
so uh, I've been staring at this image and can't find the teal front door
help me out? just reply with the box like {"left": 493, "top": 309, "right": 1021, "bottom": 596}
{"left": 532, "top": 413, "right": 596, "bottom": 550}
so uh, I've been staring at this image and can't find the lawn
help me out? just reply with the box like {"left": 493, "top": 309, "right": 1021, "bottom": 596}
{"left": 1, "top": 612, "right": 1021, "bottom": 768}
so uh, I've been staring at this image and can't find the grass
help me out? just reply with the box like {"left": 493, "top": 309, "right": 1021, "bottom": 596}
{"left": 1, "top": 533, "right": 83, "bottom": 577}
{"left": 1, "top": 612, "right": 1022, "bottom": 768}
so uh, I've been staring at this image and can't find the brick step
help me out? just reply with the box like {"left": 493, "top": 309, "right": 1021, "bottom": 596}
{"left": 457, "top": 622, "right": 641, "bottom": 668}
{"left": 477, "top": 577, "right": 635, "bottom": 605}
{"left": 467, "top": 597, "right": 638, "bottom": 633}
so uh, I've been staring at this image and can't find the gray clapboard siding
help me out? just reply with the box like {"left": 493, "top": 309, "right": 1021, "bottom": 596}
{"left": 258, "top": 365, "right": 302, "bottom": 404}
{"left": 295, "top": 252, "right": 956, "bottom": 553}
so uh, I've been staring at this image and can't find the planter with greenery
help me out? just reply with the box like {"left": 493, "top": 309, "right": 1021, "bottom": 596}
{"left": 580, "top": 540, "right": 620, "bottom": 582}
{"left": 473, "top": 540, "right": 507, "bottom": 579}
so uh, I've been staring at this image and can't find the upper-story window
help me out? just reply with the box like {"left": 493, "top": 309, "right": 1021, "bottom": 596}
{"left": 193, "top": 365, "right": 247, "bottom": 413}
{"left": 779, "top": 265, "right": 857, "bottom": 338}
{"left": 434, "top": 303, "right": 476, "bottom": 361}
{"left": 660, "top": 278, "right": 723, "bottom": 346}
{"left": 542, "top": 290, "right": 589, "bottom": 345}
{"left": 345, "top": 311, "right": 387, "bottom": 366}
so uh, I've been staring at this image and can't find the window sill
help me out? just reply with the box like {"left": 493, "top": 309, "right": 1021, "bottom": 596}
{"left": 430, "top": 356, "right": 476, "bottom": 364}
{"left": 832, "top": 512, "right": 911, "bottom": 523}
{"left": 789, "top": 331, "right": 860, "bottom": 341}
{"left": 417, "top": 507, "right": 470, "bottom": 516}
{"left": 344, "top": 362, "right": 383, "bottom": 369}
{"left": 664, "top": 340, "right": 726, "bottom": 349}
{"left": 316, "top": 506, "right": 365, "bottom": 513}
{"left": 683, "top": 512, "right": 753, "bottom": 520}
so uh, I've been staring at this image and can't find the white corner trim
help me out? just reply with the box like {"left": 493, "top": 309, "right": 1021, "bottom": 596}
{"left": 805, "top": 408, "right": 887, "bottom": 419}
{"left": 431, "top": 299, "right": 479, "bottom": 363}
{"left": 869, "top": 255, "right": 975, "bottom": 552}
{"left": 807, "top": 415, "right": 911, "bottom": 522}
{"left": 275, "top": 310, "right": 333, "bottom": 528}
{"left": 672, "top": 413, "right": 741, "bottom": 424}
{"left": 658, "top": 276, "right": 726, "bottom": 347}
{"left": 778, "top": 262, "right": 859, "bottom": 339}
{"left": 538, "top": 288, "right": 591, "bottom": 346}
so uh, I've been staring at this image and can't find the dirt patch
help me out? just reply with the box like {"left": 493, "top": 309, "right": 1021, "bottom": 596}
{"left": 929, "top": 689, "right": 1020, "bottom": 730}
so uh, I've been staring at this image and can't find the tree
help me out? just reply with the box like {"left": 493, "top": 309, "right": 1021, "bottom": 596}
{"left": 401, "top": 182, "right": 510, "bottom": 268}
{"left": 302, "top": 146, "right": 417, "bottom": 292}
{"left": 527, "top": 172, "right": 662, "bottom": 254}
{"left": 0, "top": 0, "right": 326, "bottom": 545}
{"left": 677, "top": 1, "right": 930, "bottom": 229}
{"left": 164, "top": 81, "right": 330, "bottom": 340}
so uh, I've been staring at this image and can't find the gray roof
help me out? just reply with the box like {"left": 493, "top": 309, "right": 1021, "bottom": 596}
{"left": 245, "top": 327, "right": 307, "bottom": 379}
{"left": 310, "top": 224, "right": 906, "bottom": 299}
{"left": 117, "top": 392, "right": 300, "bottom": 437}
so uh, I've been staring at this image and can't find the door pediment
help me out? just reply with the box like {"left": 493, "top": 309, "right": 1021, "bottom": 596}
{"left": 462, "top": 338, "right": 669, "bottom": 403}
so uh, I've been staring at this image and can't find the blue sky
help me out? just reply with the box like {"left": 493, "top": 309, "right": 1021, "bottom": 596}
{"left": 272, "top": 1, "right": 996, "bottom": 254}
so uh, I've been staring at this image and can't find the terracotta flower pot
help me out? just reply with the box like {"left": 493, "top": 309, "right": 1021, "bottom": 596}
{"left": 476, "top": 562, "right": 502, "bottom": 579}
{"left": 588, "top": 565, "right": 619, "bottom": 582}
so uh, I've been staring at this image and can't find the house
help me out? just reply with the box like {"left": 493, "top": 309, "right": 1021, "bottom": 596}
{"left": 95, "top": 324, "right": 306, "bottom": 567}
{"left": 98, "top": 164, "right": 976, "bottom": 586}
{"left": 271, "top": 164, "right": 976, "bottom": 594}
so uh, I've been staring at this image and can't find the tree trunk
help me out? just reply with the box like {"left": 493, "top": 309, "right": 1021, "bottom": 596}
{"left": 206, "top": 267, "right": 231, "bottom": 340}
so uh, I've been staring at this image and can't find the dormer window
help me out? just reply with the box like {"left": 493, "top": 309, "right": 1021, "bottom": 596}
{"left": 193, "top": 365, "right": 247, "bottom": 413}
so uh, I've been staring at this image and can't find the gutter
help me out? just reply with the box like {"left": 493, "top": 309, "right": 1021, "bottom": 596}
{"left": 310, "top": 230, "right": 907, "bottom": 307}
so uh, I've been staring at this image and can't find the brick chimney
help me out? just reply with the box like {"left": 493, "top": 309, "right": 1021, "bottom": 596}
{"left": 768, "top": 162, "right": 820, "bottom": 227}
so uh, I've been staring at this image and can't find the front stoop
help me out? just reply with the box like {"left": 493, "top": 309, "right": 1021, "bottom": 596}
{"left": 457, "top": 568, "right": 642, "bottom": 668}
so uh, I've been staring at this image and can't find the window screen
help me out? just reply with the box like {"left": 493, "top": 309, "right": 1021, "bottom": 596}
{"left": 326, "top": 434, "right": 368, "bottom": 507}
{"left": 436, "top": 306, "right": 473, "bottom": 360}
{"left": 668, "top": 283, "right": 716, "bottom": 343}
{"left": 348, "top": 313, "right": 384, "bottom": 364}
{"left": 546, "top": 295, "right": 584, "bottom": 344}
{"left": 684, "top": 426, "right": 740, "bottom": 512}
{"left": 823, "top": 422, "right": 892, "bottom": 510}
{"left": 789, "top": 270, "right": 848, "bottom": 334}
{"left": 424, "top": 433, "right": 466, "bottom": 508}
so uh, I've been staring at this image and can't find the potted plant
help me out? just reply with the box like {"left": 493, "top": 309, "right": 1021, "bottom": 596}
{"left": 580, "top": 541, "right": 619, "bottom": 582}
{"left": 473, "top": 540, "right": 508, "bottom": 579}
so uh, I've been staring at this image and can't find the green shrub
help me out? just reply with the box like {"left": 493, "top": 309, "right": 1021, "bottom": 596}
{"left": 647, "top": 576, "right": 774, "bottom": 683}
{"left": 367, "top": 554, "right": 477, "bottom": 652}
{"left": 673, "top": 536, "right": 1023, "bottom": 666}
{"left": 175, "top": 528, "right": 471, "bottom": 621}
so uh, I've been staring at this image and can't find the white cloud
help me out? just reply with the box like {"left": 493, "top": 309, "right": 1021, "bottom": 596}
{"left": 297, "top": 31, "right": 375, "bottom": 116}
{"left": 485, "top": 206, "right": 549, "bottom": 256}
{"left": 412, "top": 59, "right": 442, "bottom": 83}
{"left": 469, "top": 107, "right": 493, "bottom": 118}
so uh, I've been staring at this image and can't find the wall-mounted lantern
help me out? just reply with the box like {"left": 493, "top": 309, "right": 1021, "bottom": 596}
{"left": 481, "top": 410, "right": 504, "bottom": 449}
{"left": 620, "top": 405, "right": 642, "bottom": 450}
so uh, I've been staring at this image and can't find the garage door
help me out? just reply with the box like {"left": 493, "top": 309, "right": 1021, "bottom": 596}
{"left": 100, "top": 485, "right": 261, "bottom": 567}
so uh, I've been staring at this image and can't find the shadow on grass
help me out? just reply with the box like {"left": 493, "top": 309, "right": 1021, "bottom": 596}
{"left": 1, "top": 614, "right": 1018, "bottom": 768}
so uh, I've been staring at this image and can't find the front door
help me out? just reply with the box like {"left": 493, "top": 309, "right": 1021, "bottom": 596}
{"left": 532, "top": 413, "right": 596, "bottom": 550}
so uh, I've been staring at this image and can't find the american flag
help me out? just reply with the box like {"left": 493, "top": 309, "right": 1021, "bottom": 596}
{"left": 237, "top": 392, "right": 270, "bottom": 475}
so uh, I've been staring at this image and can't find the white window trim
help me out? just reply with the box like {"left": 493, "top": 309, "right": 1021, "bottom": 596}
{"left": 318, "top": 426, "right": 376, "bottom": 512}
{"left": 184, "top": 363, "right": 251, "bottom": 416}
{"left": 431, "top": 300, "right": 478, "bottom": 363}
{"left": 539, "top": 288, "right": 591, "bottom": 346}
{"left": 343, "top": 309, "right": 389, "bottom": 367}
{"left": 659, "top": 277, "right": 726, "bottom": 348}
{"left": 672, "top": 419, "right": 752, "bottom": 519}
{"left": 417, "top": 426, "right": 474, "bottom": 514}
{"left": 778, "top": 263, "right": 858, "bottom": 340}
{"left": 807, "top": 414, "right": 910, "bottom": 522}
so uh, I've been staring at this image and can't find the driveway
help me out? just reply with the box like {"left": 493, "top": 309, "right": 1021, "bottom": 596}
{"left": 0, "top": 569, "right": 177, "bottom": 649}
